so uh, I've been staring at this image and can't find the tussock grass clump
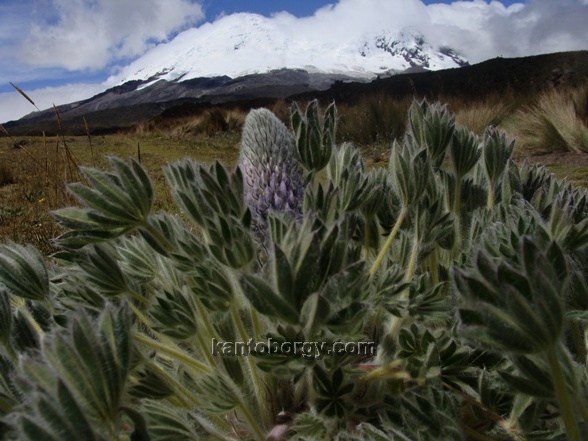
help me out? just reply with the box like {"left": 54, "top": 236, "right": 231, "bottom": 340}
{"left": 514, "top": 87, "right": 588, "bottom": 154}
{"left": 453, "top": 99, "right": 514, "bottom": 134}
{"left": 136, "top": 108, "right": 246, "bottom": 138}
{"left": 572, "top": 83, "right": 588, "bottom": 126}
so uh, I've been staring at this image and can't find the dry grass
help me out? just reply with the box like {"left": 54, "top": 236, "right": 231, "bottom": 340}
{"left": 0, "top": 132, "right": 240, "bottom": 253}
{"left": 510, "top": 87, "right": 588, "bottom": 154}
{"left": 136, "top": 107, "right": 246, "bottom": 138}
{"left": 3, "top": 84, "right": 588, "bottom": 253}
{"left": 337, "top": 94, "right": 412, "bottom": 146}
{"left": 453, "top": 98, "right": 515, "bottom": 135}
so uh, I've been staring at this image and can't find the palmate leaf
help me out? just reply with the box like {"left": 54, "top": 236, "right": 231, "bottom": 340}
{"left": 388, "top": 142, "right": 429, "bottom": 207}
{"left": 326, "top": 143, "right": 370, "bottom": 212}
{"left": 0, "top": 243, "right": 49, "bottom": 301}
{"left": 396, "top": 386, "right": 462, "bottom": 441}
{"left": 450, "top": 126, "right": 481, "bottom": 179}
{"left": 190, "top": 259, "right": 234, "bottom": 311}
{"left": 77, "top": 244, "right": 130, "bottom": 297}
{"left": 454, "top": 237, "right": 566, "bottom": 354}
{"left": 15, "top": 380, "right": 103, "bottom": 441}
{"left": 0, "top": 354, "right": 19, "bottom": 414}
{"left": 28, "top": 305, "right": 133, "bottom": 426}
{"left": 482, "top": 126, "right": 514, "bottom": 187}
{"left": 406, "top": 99, "right": 455, "bottom": 170}
{"left": 240, "top": 273, "right": 299, "bottom": 324}
{"left": 313, "top": 365, "right": 354, "bottom": 418}
{"left": 291, "top": 99, "right": 335, "bottom": 173}
{"left": 140, "top": 399, "right": 213, "bottom": 441}
{"left": 166, "top": 159, "right": 254, "bottom": 267}
{"left": 53, "top": 158, "right": 153, "bottom": 247}
{"left": 150, "top": 287, "right": 199, "bottom": 339}
{"left": 0, "top": 286, "right": 13, "bottom": 346}
{"left": 117, "top": 236, "right": 160, "bottom": 283}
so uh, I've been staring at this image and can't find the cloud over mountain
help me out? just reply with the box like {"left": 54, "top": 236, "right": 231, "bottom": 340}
{"left": 1, "top": 0, "right": 586, "bottom": 124}
{"left": 19, "top": 0, "right": 204, "bottom": 70}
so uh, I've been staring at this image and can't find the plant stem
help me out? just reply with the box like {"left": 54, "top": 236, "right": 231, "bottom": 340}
{"left": 546, "top": 345, "right": 581, "bottom": 441}
{"left": 404, "top": 236, "right": 420, "bottom": 283}
{"left": 370, "top": 206, "right": 407, "bottom": 276}
{"left": 388, "top": 235, "right": 420, "bottom": 337}
{"left": 192, "top": 293, "right": 220, "bottom": 342}
{"left": 429, "top": 247, "right": 440, "bottom": 285}
{"left": 140, "top": 221, "right": 176, "bottom": 254}
{"left": 133, "top": 332, "right": 211, "bottom": 375}
{"left": 487, "top": 181, "right": 495, "bottom": 209}
{"left": 569, "top": 321, "right": 587, "bottom": 365}
{"left": 452, "top": 174, "right": 463, "bottom": 257}
{"left": 237, "top": 398, "right": 267, "bottom": 441}
{"left": 230, "top": 305, "right": 267, "bottom": 423}
{"left": 19, "top": 306, "right": 44, "bottom": 337}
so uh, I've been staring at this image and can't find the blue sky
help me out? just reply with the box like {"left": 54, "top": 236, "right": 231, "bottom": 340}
{"left": 1, "top": 0, "right": 587, "bottom": 123}
{"left": 203, "top": 0, "right": 522, "bottom": 18}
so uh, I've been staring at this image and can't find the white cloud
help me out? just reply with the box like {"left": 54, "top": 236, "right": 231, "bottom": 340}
{"left": 2, "top": 0, "right": 587, "bottom": 124}
{"left": 219, "top": 0, "right": 587, "bottom": 64}
{"left": 19, "top": 0, "right": 204, "bottom": 70}
{"left": 424, "top": 0, "right": 587, "bottom": 62}
{"left": 0, "top": 83, "right": 106, "bottom": 124}
{"left": 287, "top": 0, "right": 587, "bottom": 63}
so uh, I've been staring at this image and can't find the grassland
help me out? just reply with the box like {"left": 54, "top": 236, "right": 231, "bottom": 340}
{"left": 1, "top": 85, "right": 588, "bottom": 253}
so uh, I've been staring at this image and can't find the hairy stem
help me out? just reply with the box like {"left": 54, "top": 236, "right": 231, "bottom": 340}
{"left": 133, "top": 331, "right": 211, "bottom": 375}
{"left": 546, "top": 345, "right": 581, "bottom": 441}
{"left": 370, "top": 206, "right": 407, "bottom": 276}
{"left": 388, "top": 235, "right": 420, "bottom": 337}
{"left": 452, "top": 175, "right": 463, "bottom": 257}
{"left": 230, "top": 305, "right": 268, "bottom": 425}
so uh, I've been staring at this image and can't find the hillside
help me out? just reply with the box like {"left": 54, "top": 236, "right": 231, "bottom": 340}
{"left": 4, "top": 50, "right": 588, "bottom": 136}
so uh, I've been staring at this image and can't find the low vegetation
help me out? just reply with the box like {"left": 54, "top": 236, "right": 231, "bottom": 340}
{"left": 512, "top": 86, "right": 588, "bottom": 154}
{"left": 0, "top": 97, "right": 587, "bottom": 440}
{"left": 2, "top": 84, "right": 588, "bottom": 252}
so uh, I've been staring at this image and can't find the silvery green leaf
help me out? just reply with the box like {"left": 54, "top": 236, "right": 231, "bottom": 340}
{"left": 482, "top": 127, "right": 514, "bottom": 187}
{"left": 77, "top": 244, "right": 130, "bottom": 297}
{"left": 326, "top": 143, "right": 370, "bottom": 212}
{"left": 0, "top": 243, "right": 49, "bottom": 301}
{"left": 406, "top": 99, "right": 455, "bottom": 170}
{"left": 63, "top": 158, "right": 152, "bottom": 231}
{"left": 455, "top": 237, "right": 565, "bottom": 354}
{"left": 39, "top": 306, "right": 132, "bottom": 424}
{"left": 240, "top": 273, "right": 299, "bottom": 324}
{"left": 151, "top": 287, "right": 199, "bottom": 339}
{"left": 389, "top": 142, "right": 428, "bottom": 207}
{"left": 450, "top": 126, "right": 481, "bottom": 179}
{"left": 117, "top": 236, "right": 159, "bottom": 283}
{"left": 191, "top": 259, "right": 233, "bottom": 311}
{"left": 140, "top": 399, "right": 210, "bottom": 440}
{"left": 292, "top": 99, "right": 335, "bottom": 173}
{"left": 51, "top": 159, "right": 154, "bottom": 250}
{"left": 12, "top": 379, "right": 103, "bottom": 441}
{"left": 0, "top": 285, "right": 13, "bottom": 344}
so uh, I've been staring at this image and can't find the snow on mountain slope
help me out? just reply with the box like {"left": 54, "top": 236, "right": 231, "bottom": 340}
{"left": 110, "top": 13, "right": 467, "bottom": 85}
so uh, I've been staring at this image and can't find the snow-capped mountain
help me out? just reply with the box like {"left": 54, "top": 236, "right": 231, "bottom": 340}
{"left": 110, "top": 13, "right": 467, "bottom": 85}
{"left": 5, "top": 12, "right": 473, "bottom": 133}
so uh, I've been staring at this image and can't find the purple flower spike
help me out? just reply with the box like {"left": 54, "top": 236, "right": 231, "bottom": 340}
{"left": 238, "top": 108, "right": 305, "bottom": 237}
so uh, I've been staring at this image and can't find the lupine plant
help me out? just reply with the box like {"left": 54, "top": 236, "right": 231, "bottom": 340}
{"left": 0, "top": 99, "right": 587, "bottom": 440}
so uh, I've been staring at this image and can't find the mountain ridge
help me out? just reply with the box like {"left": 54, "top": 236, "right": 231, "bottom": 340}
{"left": 4, "top": 50, "right": 587, "bottom": 136}
{"left": 109, "top": 12, "right": 467, "bottom": 85}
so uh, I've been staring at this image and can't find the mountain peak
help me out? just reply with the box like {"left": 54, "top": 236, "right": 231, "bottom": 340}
{"left": 109, "top": 13, "right": 467, "bottom": 85}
